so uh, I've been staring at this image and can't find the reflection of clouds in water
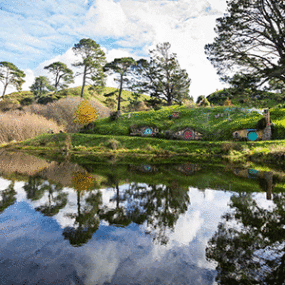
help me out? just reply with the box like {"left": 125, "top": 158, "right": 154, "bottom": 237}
{"left": 142, "top": 188, "right": 232, "bottom": 272}
{"left": 252, "top": 192, "right": 275, "bottom": 210}
{"left": 0, "top": 178, "right": 12, "bottom": 193}
{"left": 78, "top": 240, "right": 126, "bottom": 285}
{"left": 14, "top": 182, "right": 27, "bottom": 202}
{"left": 171, "top": 210, "right": 204, "bottom": 245}
{"left": 1, "top": 181, "right": 234, "bottom": 284}
{"left": 57, "top": 187, "right": 232, "bottom": 284}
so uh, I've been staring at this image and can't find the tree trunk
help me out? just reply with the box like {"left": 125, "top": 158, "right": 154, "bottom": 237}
{"left": 117, "top": 74, "right": 123, "bottom": 116}
{"left": 115, "top": 182, "right": 120, "bottom": 209}
{"left": 167, "top": 97, "right": 172, "bottom": 106}
{"left": 81, "top": 65, "right": 87, "bottom": 98}
{"left": 2, "top": 83, "right": 7, "bottom": 97}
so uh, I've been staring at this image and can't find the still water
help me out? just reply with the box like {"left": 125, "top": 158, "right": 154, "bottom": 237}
{"left": 0, "top": 151, "right": 285, "bottom": 285}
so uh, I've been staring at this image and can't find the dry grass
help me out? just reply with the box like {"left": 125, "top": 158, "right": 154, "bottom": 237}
{"left": 37, "top": 160, "right": 93, "bottom": 187}
{"left": 0, "top": 151, "right": 53, "bottom": 176}
{"left": 106, "top": 138, "right": 120, "bottom": 150}
{"left": 0, "top": 112, "right": 61, "bottom": 144}
{"left": 22, "top": 97, "right": 111, "bottom": 133}
{"left": 0, "top": 98, "right": 21, "bottom": 111}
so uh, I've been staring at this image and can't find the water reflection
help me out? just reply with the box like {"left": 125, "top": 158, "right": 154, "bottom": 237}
{"left": 206, "top": 192, "right": 285, "bottom": 284}
{"left": 0, "top": 181, "right": 16, "bottom": 213}
{"left": 1, "top": 151, "right": 285, "bottom": 284}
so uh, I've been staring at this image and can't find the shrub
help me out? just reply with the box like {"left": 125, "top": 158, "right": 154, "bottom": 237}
{"left": 0, "top": 98, "right": 20, "bottom": 112}
{"left": 106, "top": 138, "right": 120, "bottom": 150}
{"left": 0, "top": 111, "right": 61, "bottom": 144}
{"left": 20, "top": 97, "right": 34, "bottom": 106}
{"left": 199, "top": 97, "right": 210, "bottom": 107}
{"left": 110, "top": 111, "right": 120, "bottom": 121}
{"left": 37, "top": 96, "right": 55, "bottom": 105}
{"left": 184, "top": 99, "right": 196, "bottom": 108}
{"left": 136, "top": 101, "right": 150, "bottom": 112}
{"left": 23, "top": 97, "right": 111, "bottom": 133}
{"left": 73, "top": 99, "right": 98, "bottom": 125}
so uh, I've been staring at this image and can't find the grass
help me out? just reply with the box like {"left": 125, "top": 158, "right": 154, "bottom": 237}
{"left": 4, "top": 132, "right": 285, "bottom": 166}
{"left": 90, "top": 105, "right": 285, "bottom": 141}
{"left": 0, "top": 112, "right": 61, "bottom": 144}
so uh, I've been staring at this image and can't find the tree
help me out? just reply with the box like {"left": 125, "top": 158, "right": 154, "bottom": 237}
{"left": 104, "top": 57, "right": 137, "bottom": 116}
{"left": 0, "top": 61, "right": 25, "bottom": 97}
{"left": 44, "top": 61, "right": 74, "bottom": 91}
{"left": 135, "top": 43, "right": 191, "bottom": 106}
{"left": 73, "top": 99, "right": 98, "bottom": 128}
{"left": 30, "top": 76, "right": 54, "bottom": 99}
{"left": 205, "top": 0, "right": 285, "bottom": 89}
{"left": 72, "top": 38, "right": 106, "bottom": 98}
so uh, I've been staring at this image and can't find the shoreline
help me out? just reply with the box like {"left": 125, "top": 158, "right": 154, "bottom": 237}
{"left": 1, "top": 133, "right": 285, "bottom": 167}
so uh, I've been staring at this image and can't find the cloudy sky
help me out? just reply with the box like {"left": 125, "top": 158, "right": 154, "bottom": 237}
{"left": 0, "top": 0, "right": 228, "bottom": 100}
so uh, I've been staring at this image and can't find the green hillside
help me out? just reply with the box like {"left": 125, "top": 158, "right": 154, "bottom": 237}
{"left": 4, "top": 86, "right": 150, "bottom": 112}
{"left": 89, "top": 105, "right": 285, "bottom": 141}
{"left": 207, "top": 88, "right": 285, "bottom": 108}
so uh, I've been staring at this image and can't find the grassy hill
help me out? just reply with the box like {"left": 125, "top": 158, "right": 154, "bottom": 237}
{"left": 4, "top": 86, "right": 150, "bottom": 112}
{"left": 207, "top": 88, "right": 285, "bottom": 108}
{"left": 88, "top": 105, "right": 285, "bottom": 141}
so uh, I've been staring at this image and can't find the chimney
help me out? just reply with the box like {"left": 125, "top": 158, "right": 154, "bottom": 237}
{"left": 264, "top": 108, "right": 270, "bottom": 126}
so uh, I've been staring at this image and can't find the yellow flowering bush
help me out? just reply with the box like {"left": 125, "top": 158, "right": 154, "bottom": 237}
{"left": 73, "top": 99, "right": 98, "bottom": 124}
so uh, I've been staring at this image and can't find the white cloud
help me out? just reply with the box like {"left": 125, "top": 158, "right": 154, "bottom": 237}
{"left": 0, "top": 0, "right": 229, "bottom": 99}
{"left": 75, "top": 0, "right": 229, "bottom": 97}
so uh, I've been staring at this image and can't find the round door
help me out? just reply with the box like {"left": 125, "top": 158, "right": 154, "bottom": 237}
{"left": 183, "top": 130, "right": 193, "bottom": 140}
{"left": 247, "top": 131, "right": 258, "bottom": 141}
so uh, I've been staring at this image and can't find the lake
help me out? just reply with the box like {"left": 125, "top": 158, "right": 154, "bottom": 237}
{"left": 0, "top": 151, "right": 285, "bottom": 285}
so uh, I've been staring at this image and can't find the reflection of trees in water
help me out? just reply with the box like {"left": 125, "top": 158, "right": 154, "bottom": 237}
{"left": 23, "top": 176, "right": 46, "bottom": 201}
{"left": 100, "top": 173, "right": 132, "bottom": 227}
{"left": 23, "top": 176, "right": 67, "bottom": 217}
{"left": 62, "top": 190, "right": 102, "bottom": 247}
{"left": 206, "top": 192, "right": 285, "bottom": 284}
{"left": 0, "top": 181, "right": 16, "bottom": 213}
{"left": 100, "top": 178, "right": 190, "bottom": 245}
{"left": 130, "top": 181, "right": 190, "bottom": 245}
{"left": 35, "top": 184, "right": 67, "bottom": 217}
{"left": 62, "top": 172, "right": 102, "bottom": 247}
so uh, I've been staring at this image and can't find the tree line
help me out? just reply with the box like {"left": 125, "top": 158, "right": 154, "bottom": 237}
{"left": 2, "top": 0, "right": 284, "bottom": 111}
{"left": 0, "top": 40, "right": 191, "bottom": 115}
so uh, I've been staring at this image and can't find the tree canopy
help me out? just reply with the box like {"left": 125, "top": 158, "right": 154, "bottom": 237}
{"left": 72, "top": 38, "right": 106, "bottom": 98}
{"left": 104, "top": 57, "right": 137, "bottom": 115}
{"left": 30, "top": 76, "right": 54, "bottom": 99}
{"left": 44, "top": 61, "right": 74, "bottom": 91}
{"left": 0, "top": 61, "right": 25, "bottom": 97}
{"left": 134, "top": 42, "right": 191, "bottom": 106}
{"left": 205, "top": 0, "right": 285, "bottom": 89}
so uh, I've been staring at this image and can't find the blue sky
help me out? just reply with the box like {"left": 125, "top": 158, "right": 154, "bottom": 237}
{"left": 0, "top": 0, "right": 228, "bottom": 100}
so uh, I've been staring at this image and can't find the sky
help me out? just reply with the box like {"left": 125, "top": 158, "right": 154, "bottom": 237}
{"left": 0, "top": 0, "right": 229, "bottom": 101}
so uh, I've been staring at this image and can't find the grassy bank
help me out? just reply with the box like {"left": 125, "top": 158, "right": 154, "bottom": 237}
{"left": 3, "top": 133, "right": 285, "bottom": 166}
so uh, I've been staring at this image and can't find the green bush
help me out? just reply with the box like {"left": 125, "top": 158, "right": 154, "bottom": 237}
{"left": 20, "top": 97, "right": 34, "bottom": 106}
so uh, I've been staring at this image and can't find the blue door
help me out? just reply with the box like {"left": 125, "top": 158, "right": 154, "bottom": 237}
{"left": 247, "top": 131, "right": 258, "bottom": 141}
